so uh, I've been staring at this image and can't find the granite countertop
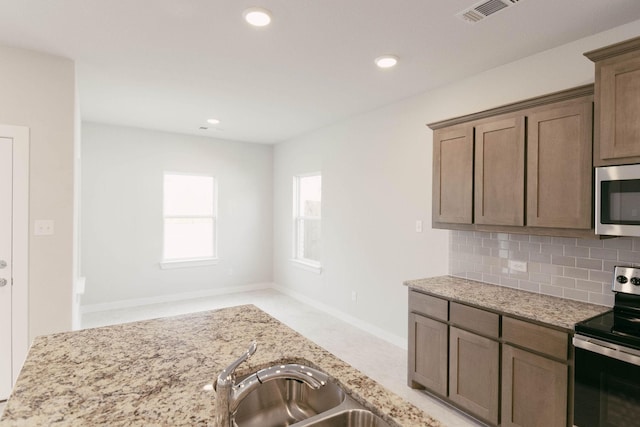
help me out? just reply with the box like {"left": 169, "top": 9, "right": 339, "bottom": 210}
{"left": 405, "top": 275, "right": 611, "bottom": 331}
{"left": 0, "top": 305, "right": 438, "bottom": 427}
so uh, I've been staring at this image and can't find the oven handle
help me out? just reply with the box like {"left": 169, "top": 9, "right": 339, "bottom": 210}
{"left": 573, "top": 334, "right": 640, "bottom": 366}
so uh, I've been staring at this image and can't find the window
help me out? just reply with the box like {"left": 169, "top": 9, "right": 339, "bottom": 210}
{"left": 293, "top": 173, "right": 321, "bottom": 272}
{"left": 161, "top": 173, "right": 217, "bottom": 268}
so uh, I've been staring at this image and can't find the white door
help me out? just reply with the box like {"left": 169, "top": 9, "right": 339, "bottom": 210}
{"left": 0, "top": 124, "right": 28, "bottom": 402}
{"left": 0, "top": 137, "right": 12, "bottom": 400}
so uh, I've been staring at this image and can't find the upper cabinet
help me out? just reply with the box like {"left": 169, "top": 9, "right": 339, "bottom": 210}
{"left": 586, "top": 36, "right": 640, "bottom": 166}
{"left": 526, "top": 98, "right": 593, "bottom": 229}
{"left": 432, "top": 125, "right": 474, "bottom": 224}
{"left": 474, "top": 116, "right": 525, "bottom": 226}
{"left": 428, "top": 86, "right": 594, "bottom": 238}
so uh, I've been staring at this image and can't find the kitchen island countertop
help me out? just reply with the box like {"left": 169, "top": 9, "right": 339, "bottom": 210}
{"left": 405, "top": 275, "right": 610, "bottom": 331}
{"left": 0, "top": 305, "right": 438, "bottom": 427}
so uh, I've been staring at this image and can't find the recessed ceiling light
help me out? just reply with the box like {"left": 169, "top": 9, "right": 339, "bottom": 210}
{"left": 375, "top": 55, "right": 399, "bottom": 69}
{"left": 243, "top": 7, "right": 272, "bottom": 27}
{"left": 207, "top": 118, "right": 220, "bottom": 125}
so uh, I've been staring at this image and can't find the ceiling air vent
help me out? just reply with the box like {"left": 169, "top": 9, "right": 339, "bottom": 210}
{"left": 456, "top": 0, "right": 521, "bottom": 24}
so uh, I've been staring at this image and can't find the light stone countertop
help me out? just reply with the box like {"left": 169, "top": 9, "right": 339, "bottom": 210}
{"left": 0, "top": 305, "right": 439, "bottom": 427}
{"left": 405, "top": 275, "right": 611, "bottom": 331}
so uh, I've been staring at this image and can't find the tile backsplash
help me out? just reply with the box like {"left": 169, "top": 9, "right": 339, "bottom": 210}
{"left": 449, "top": 231, "right": 640, "bottom": 307}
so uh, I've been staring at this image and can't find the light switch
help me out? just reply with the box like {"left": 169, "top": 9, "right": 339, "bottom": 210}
{"left": 415, "top": 220, "right": 423, "bottom": 233}
{"left": 34, "top": 220, "right": 54, "bottom": 236}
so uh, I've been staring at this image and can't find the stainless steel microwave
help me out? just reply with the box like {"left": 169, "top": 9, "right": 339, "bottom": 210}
{"left": 596, "top": 164, "right": 640, "bottom": 237}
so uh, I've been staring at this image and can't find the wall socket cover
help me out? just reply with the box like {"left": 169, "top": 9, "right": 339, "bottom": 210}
{"left": 508, "top": 260, "right": 527, "bottom": 273}
{"left": 34, "top": 220, "right": 55, "bottom": 236}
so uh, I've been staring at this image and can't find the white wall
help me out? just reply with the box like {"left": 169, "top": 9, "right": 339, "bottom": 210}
{"left": 0, "top": 44, "right": 76, "bottom": 338}
{"left": 273, "top": 91, "right": 450, "bottom": 345}
{"left": 273, "top": 20, "right": 640, "bottom": 343}
{"left": 81, "top": 123, "right": 273, "bottom": 306}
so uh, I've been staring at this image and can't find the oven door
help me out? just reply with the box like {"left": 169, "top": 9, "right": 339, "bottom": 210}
{"left": 574, "top": 335, "right": 640, "bottom": 427}
{"left": 596, "top": 164, "right": 640, "bottom": 236}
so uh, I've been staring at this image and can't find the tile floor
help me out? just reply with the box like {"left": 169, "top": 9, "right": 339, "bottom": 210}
{"left": 81, "top": 288, "right": 481, "bottom": 427}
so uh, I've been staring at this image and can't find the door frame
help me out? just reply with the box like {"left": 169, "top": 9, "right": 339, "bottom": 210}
{"left": 0, "top": 124, "right": 29, "bottom": 384}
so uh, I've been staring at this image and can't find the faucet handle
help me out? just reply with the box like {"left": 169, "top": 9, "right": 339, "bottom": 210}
{"left": 216, "top": 341, "right": 257, "bottom": 388}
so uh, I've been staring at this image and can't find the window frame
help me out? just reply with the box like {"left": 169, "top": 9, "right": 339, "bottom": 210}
{"left": 291, "top": 172, "right": 322, "bottom": 274}
{"left": 160, "top": 172, "right": 219, "bottom": 269}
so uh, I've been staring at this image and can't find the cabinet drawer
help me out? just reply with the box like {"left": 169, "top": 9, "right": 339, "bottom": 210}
{"left": 450, "top": 302, "right": 499, "bottom": 338}
{"left": 409, "top": 291, "right": 448, "bottom": 321}
{"left": 502, "top": 317, "right": 568, "bottom": 360}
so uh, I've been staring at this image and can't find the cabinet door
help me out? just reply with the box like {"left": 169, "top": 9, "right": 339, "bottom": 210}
{"left": 596, "top": 53, "right": 640, "bottom": 165}
{"left": 449, "top": 326, "right": 499, "bottom": 425}
{"left": 526, "top": 97, "right": 593, "bottom": 229}
{"left": 432, "top": 125, "right": 474, "bottom": 224}
{"left": 474, "top": 116, "right": 525, "bottom": 226}
{"left": 502, "top": 344, "right": 568, "bottom": 427}
{"left": 408, "top": 313, "right": 448, "bottom": 396}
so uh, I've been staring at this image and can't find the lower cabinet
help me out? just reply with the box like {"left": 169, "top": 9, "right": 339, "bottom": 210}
{"left": 449, "top": 327, "right": 499, "bottom": 425}
{"left": 408, "top": 290, "right": 572, "bottom": 427}
{"left": 501, "top": 344, "right": 568, "bottom": 427}
{"left": 408, "top": 313, "right": 447, "bottom": 395}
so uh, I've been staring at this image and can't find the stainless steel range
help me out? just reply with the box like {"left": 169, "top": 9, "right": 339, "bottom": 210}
{"left": 574, "top": 266, "right": 640, "bottom": 427}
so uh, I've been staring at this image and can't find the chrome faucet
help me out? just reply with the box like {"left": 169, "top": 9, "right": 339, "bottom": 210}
{"left": 213, "top": 341, "right": 329, "bottom": 427}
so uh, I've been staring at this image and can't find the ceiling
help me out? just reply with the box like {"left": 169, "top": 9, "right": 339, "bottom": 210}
{"left": 0, "top": 1, "right": 640, "bottom": 144}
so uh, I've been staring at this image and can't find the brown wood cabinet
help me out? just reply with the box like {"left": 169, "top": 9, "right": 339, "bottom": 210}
{"left": 474, "top": 116, "right": 525, "bottom": 226}
{"left": 408, "top": 290, "right": 573, "bottom": 427}
{"left": 501, "top": 316, "right": 571, "bottom": 427}
{"left": 586, "top": 36, "right": 640, "bottom": 166}
{"left": 501, "top": 344, "right": 568, "bottom": 427}
{"left": 449, "top": 326, "right": 499, "bottom": 425}
{"left": 428, "top": 85, "right": 596, "bottom": 238}
{"left": 525, "top": 96, "right": 593, "bottom": 229}
{"left": 432, "top": 125, "right": 474, "bottom": 224}
{"left": 408, "top": 313, "right": 448, "bottom": 396}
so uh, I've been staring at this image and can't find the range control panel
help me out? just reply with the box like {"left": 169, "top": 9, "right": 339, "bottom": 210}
{"left": 613, "top": 266, "right": 640, "bottom": 295}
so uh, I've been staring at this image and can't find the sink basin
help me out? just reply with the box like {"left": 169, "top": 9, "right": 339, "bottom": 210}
{"left": 233, "top": 378, "right": 346, "bottom": 427}
{"left": 303, "top": 409, "right": 392, "bottom": 427}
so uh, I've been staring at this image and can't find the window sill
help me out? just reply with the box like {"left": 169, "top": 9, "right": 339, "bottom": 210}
{"left": 290, "top": 259, "right": 322, "bottom": 274}
{"left": 159, "top": 258, "right": 219, "bottom": 270}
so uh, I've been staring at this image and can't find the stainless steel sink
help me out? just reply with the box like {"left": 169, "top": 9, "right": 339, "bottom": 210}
{"left": 232, "top": 377, "right": 394, "bottom": 427}
{"left": 233, "top": 378, "right": 346, "bottom": 427}
{"left": 303, "top": 409, "right": 392, "bottom": 427}
{"left": 214, "top": 345, "right": 394, "bottom": 427}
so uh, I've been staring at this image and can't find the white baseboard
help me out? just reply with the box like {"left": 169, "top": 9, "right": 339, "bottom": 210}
{"left": 272, "top": 283, "right": 407, "bottom": 350}
{"left": 80, "top": 282, "right": 407, "bottom": 350}
{"left": 80, "top": 282, "right": 274, "bottom": 314}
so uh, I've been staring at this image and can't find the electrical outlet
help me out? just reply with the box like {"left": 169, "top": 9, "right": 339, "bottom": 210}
{"left": 351, "top": 291, "right": 358, "bottom": 302}
{"left": 34, "top": 220, "right": 54, "bottom": 236}
{"left": 508, "top": 260, "right": 527, "bottom": 273}
{"left": 415, "top": 220, "right": 423, "bottom": 233}
{"left": 76, "top": 277, "right": 86, "bottom": 295}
